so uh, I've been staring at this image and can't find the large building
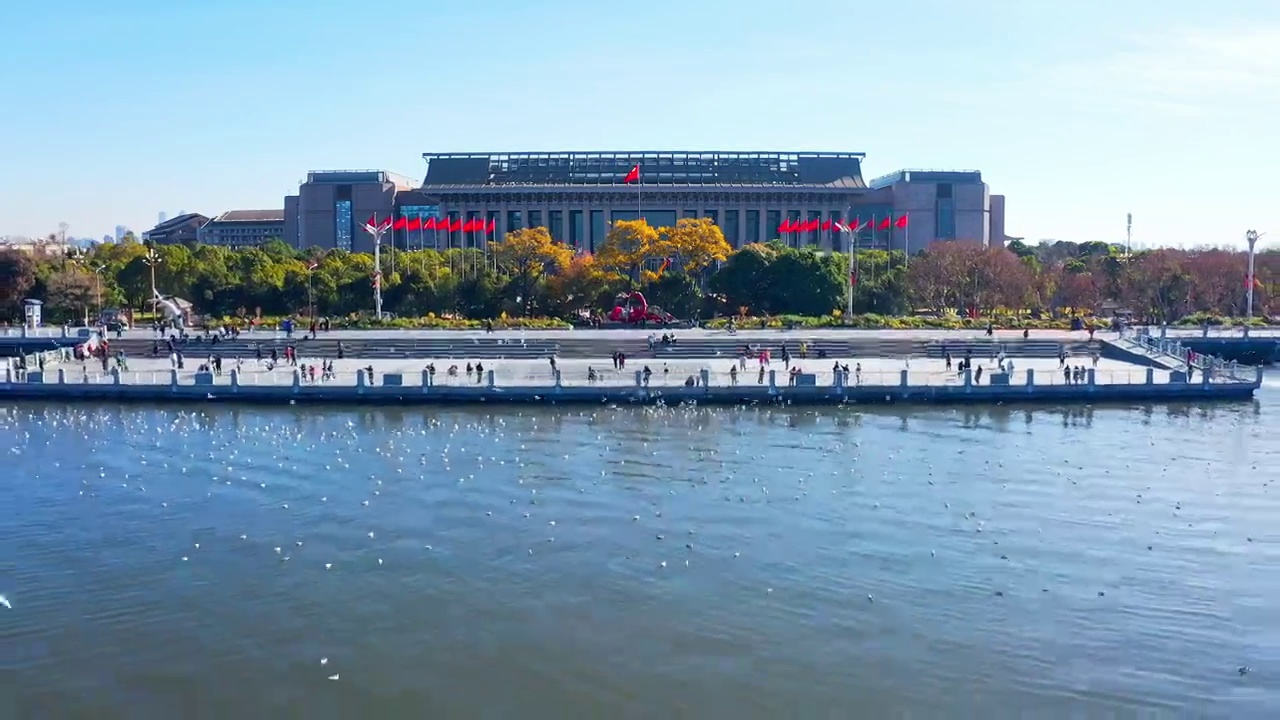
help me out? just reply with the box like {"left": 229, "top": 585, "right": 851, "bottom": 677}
{"left": 198, "top": 210, "right": 286, "bottom": 247}
{"left": 141, "top": 213, "right": 208, "bottom": 245}
{"left": 283, "top": 152, "right": 1010, "bottom": 253}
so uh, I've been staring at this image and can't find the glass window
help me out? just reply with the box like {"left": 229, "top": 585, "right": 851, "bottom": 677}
{"left": 724, "top": 209, "right": 739, "bottom": 247}
{"left": 549, "top": 210, "right": 563, "bottom": 242}
{"left": 828, "top": 211, "right": 842, "bottom": 252}
{"left": 683, "top": 210, "right": 698, "bottom": 219}
{"left": 445, "top": 211, "right": 460, "bottom": 249}
{"left": 507, "top": 210, "right": 523, "bottom": 232}
{"left": 766, "top": 210, "right": 781, "bottom": 240}
{"left": 703, "top": 210, "right": 718, "bottom": 225}
{"left": 590, "top": 210, "right": 604, "bottom": 253}
{"left": 569, "top": 210, "right": 583, "bottom": 249}
{"left": 746, "top": 210, "right": 760, "bottom": 244}
{"left": 612, "top": 209, "right": 676, "bottom": 228}
{"left": 937, "top": 199, "right": 955, "bottom": 239}
{"left": 529, "top": 210, "right": 543, "bottom": 229}
{"left": 808, "top": 210, "right": 822, "bottom": 246}
{"left": 334, "top": 200, "right": 352, "bottom": 251}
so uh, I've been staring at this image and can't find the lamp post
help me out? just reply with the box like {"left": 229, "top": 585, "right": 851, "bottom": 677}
{"left": 1245, "top": 230, "right": 1267, "bottom": 319}
{"left": 306, "top": 263, "right": 316, "bottom": 320}
{"left": 142, "top": 248, "right": 162, "bottom": 323}
{"left": 363, "top": 220, "right": 391, "bottom": 319}
{"left": 91, "top": 264, "right": 106, "bottom": 322}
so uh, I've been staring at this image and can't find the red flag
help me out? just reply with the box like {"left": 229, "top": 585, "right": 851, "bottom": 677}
{"left": 461, "top": 219, "right": 474, "bottom": 232}
{"left": 852, "top": 218, "right": 863, "bottom": 231}
{"left": 423, "top": 217, "right": 437, "bottom": 230}
{"left": 379, "top": 217, "right": 392, "bottom": 229}
{"left": 807, "top": 219, "right": 820, "bottom": 232}
{"left": 821, "top": 220, "right": 831, "bottom": 231}
{"left": 895, "top": 214, "right": 909, "bottom": 229}
{"left": 623, "top": 164, "right": 640, "bottom": 183}
{"left": 878, "top": 217, "right": 891, "bottom": 230}
{"left": 778, "top": 220, "right": 792, "bottom": 233}
{"left": 393, "top": 217, "right": 408, "bottom": 230}
{"left": 486, "top": 219, "right": 496, "bottom": 232}
{"left": 407, "top": 217, "right": 421, "bottom": 231}
{"left": 366, "top": 214, "right": 377, "bottom": 227}
{"left": 451, "top": 219, "right": 463, "bottom": 232}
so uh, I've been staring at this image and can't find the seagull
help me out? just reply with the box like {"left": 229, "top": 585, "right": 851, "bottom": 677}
{"left": 328, "top": 673, "right": 340, "bottom": 681}
{"left": 321, "top": 657, "right": 328, "bottom": 666}
{"left": 0, "top": 594, "right": 11, "bottom": 609}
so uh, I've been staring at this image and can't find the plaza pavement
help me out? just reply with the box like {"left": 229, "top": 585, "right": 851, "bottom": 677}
{"left": 64, "top": 354, "right": 1165, "bottom": 390}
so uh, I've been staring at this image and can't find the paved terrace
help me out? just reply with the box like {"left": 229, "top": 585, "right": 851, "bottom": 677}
{"left": 31, "top": 356, "right": 1197, "bottom": 389}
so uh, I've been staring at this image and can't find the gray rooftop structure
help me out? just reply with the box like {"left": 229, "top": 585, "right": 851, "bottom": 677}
{"left": 420, "top": 151, "right": 868, "bottom": 189}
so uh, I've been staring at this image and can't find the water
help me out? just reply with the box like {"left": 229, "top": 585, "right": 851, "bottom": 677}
{"left": 4, "top": 384, "right": 1280, "bottom": 717}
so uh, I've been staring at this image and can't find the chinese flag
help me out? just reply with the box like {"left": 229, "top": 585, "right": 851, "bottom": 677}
{"left": 895, "top": 214, "right": 909, "bottom": 229}
{"left": 366, "top": 214, "right": 377, "bottom": 227}
{"left": 821, "top": 220, "right": 831, "bottom": 231}
{"left": 407, "top": 217, "right": 421, "bottom": 231}
{"left": 423, "top": 217, "right": 437, "bottom": 230}
{"left": 623, "top": 164, "right": 640, "bottom": 183}
{"left": 486, "top": 219, "right": 496, "bottom": 232}
{"left": 808, "top": 219, "right": 820, "bottom": 231}
{"left": 451, "top": 219, "right": 464, "bottom": 232}
{"left": 778, "top": 220, "right": 792, "bottom": 233}
{"left": 393, "top": 217, "right": 408, "bottom": 230}
{"left": 878, "top": 217, "right": 891, "bottom": 230}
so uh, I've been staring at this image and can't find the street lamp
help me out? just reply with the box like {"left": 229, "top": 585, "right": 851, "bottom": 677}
{"left": 306, "top": 261, "right": 317, "bottom": 321}
{"left": 142, "top": 248, "right": 162, "bottom": 323}
{"left": 91, "top": 263, "right": 107, "bottom": 322}
{"left": 1245, "top": 230, "right": 1268, "bottom": 319}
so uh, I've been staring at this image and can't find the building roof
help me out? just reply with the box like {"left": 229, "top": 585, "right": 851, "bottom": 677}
{"left": 868, "top": 169, "right": 983, "bottom": 190}
{"left": 210, "top": 210, "right": 286, "bottom": 223}
{"left": 420, "top": 152, "right": 868, "bottom": 189}
{"left": 147, "top": 212, "right": 208, "bottom": 233}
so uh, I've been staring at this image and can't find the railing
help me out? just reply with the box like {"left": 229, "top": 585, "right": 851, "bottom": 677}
{"left": 3, "top": 361, "right": 1259, "bottom": 392}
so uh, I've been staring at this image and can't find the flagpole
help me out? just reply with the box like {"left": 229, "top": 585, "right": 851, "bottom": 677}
{"left": 846, "top": 218, "right": 855, "bottom": 318}
{"left": 904, "top": 212, "right": 910, "bottom": 270}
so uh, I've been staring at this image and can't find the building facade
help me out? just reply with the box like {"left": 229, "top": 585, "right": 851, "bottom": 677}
{"left": 198, "top": 210, "right": 286, "bottom": 247}
{"left": 284, "top": 152, "right": 1008, "bottom": 254}
{"left": 141, "top": 213, "right": 208, "bottom": 245}
{"left": 283, "top": 170, "right": 418, "bottom": 252}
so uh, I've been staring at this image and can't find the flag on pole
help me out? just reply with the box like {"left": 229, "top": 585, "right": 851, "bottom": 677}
{"left": 407, "top": 217, "right": 421, "bottom": 231}
{"left": 393, "top": 217, "right": 407, "bottom": 230}
{"left": 895, "top": 215, "right": 909, "bottom": 229}
{"left": 878, "top": 217, "right": 891, "bottom": 230}
{"left": 486, "top": 219, "right": 497, "bottom": 233}
{"left": 366, "top": 214, "right": 377, "bottom": 227}
{"left": 623, "top": 164, "right": 640, "bottom": 183}
{"left": 424, "top": 217, "right": 437, "bottom": 230}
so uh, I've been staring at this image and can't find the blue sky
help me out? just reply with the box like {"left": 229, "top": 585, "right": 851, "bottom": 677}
{"left": 2, "top": 0, "right": 1277, "bottom": 248}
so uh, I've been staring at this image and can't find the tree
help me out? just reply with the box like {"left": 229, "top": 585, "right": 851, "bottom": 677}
{"left": 0, "top": 249, "right": 37, "bottom": 320}
{"left": 1123, "top": 249, "right": 1193, "bottom": 321}
{"left": 44, "top": 269, "right": 97, "bottom": 322}
{"left": 597, "top": 219, "right": 661, "bottom": 285}
{"left": 543, "top": 253, "right": 616, "bottom": 318}
{"left": 658, "top": 218, "right": 732, "bottom": 275}
{"left": 490, "top": 227, "right": 573, "bottom": 315}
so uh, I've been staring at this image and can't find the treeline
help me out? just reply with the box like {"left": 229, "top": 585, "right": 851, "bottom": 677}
{"left": 0, "top": 221, "right": 1273, "bottom": 325}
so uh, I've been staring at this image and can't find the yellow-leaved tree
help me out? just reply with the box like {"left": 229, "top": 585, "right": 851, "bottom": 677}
{"left": 658, "top": 217, "right": 732, "bottom": 274}
{"left": 597, "top": 219, "right": 660, "bottom": 285}
{"left": 490, "top": 227, "right": 573, "bottom": 315}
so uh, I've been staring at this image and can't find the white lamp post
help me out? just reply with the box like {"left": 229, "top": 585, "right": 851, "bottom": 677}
{"left": 1246, "top": 230, "right": 1267, "bottom": 318}
{"left": 363, "top": 220, "right": 391, "bottom": 319}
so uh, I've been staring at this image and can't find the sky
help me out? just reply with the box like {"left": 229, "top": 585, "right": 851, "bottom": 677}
{"left": 1, "top": 0, "right": 1277, "bottom": 248}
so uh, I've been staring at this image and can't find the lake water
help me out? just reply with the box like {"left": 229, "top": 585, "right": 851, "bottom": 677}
{"left": 4, "top": 383, "right": 1280, "bottom": 718}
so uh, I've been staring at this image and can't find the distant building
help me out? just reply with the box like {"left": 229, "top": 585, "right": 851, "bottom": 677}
{"left": 198, "top": 210, "right": 286, "bottom": 247}
{"left": 283, "top": 153, "right": 1008, "bottom": 254}
{"left": 102, "top": 234, "right": 114, "bottom": 244}
{"left": 114, "top": 225, "right": 130, "bottom": 242}
{"left": 142, "top": 213, "right": 209, "bottom": 245}
{"left": 158, "top": 211, "right": 168, "bottom": 225}
{"left": 284, "top": 171, "right": 419, "bottom": 251}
